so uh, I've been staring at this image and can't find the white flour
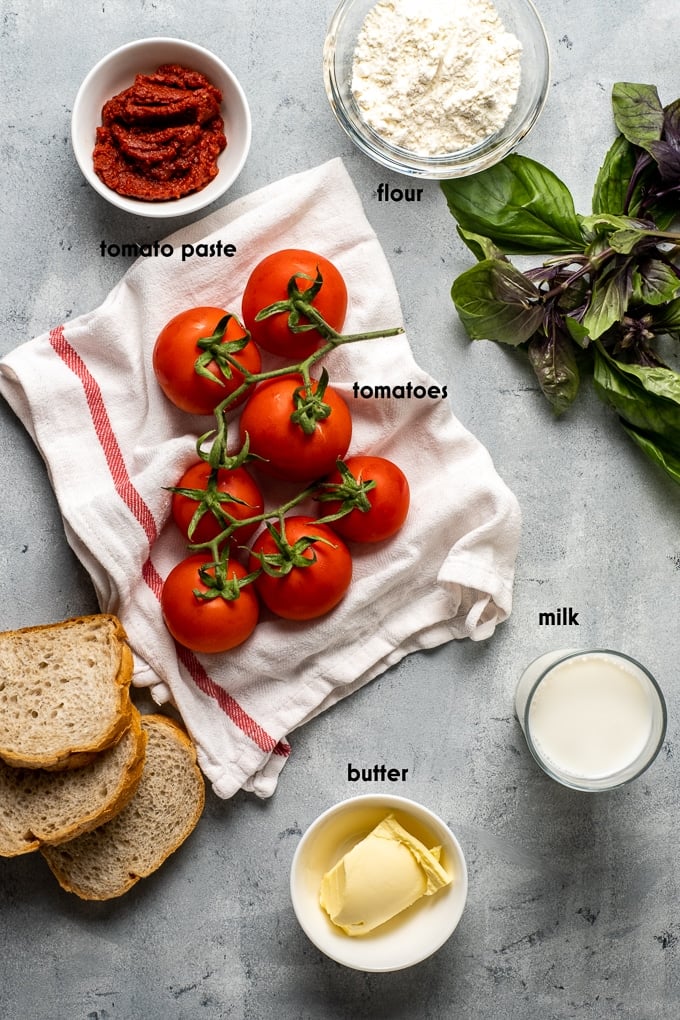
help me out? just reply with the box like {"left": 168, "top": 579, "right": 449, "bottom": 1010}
{"left": 351, "top": 0, "right": 522, "bottom": 156}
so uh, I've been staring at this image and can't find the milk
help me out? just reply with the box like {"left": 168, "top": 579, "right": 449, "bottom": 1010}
{"left": 515, "top": 650, "right": 666, "bottom": 791}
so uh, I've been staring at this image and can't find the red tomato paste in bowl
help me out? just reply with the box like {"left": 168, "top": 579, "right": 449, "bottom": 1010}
{"left": 92, "top": 63, "right": 227, "bottom": 201}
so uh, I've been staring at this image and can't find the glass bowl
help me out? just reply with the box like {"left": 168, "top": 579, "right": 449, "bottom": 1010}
{"left": 323, "top": 0, "right": 550, "bottom": 179}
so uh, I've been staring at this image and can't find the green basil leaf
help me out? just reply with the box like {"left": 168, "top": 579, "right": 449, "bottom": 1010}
{"left": 583, "top": 262, "right": 632, "bottom": 339}
{"left": 604, "top": 354, "right": 680, "bottom": 406}
{"left": 581, "top": 214, "right": 658, "bottom": 256}
{"left": 456, "top": 226, "right": 508, "bottom": 262}
{"left": 608, "top": 228, "right": 652, "bottom": 254}
{"left": 592, "top": 134, "right": 638, "bottom": 214}
{"left": 440, "top": 155, "right": 585, "bottom": 255}
{"left": 593, "top": 346, "right": 680, "bottom": 444}
{"left": 632, "top": 258, "right": 680, "bottom": 305}
{"left": 620, "top": 422, "right": 680, "bottom": 485}
{"left": 564, "top": 316, "right": 591, "bottom": 348}
{"left": 527, "top": 327, "right": 580, "bottom": 415}
{"left": 451, "top": 259, "right": 543, "bottom": 344}
{"left": 612, "top": 82, "right": 665, "bottom": 152}
{"left": 652, "top": 297, "right": 680, "bottom": 337}
{"left": 580, "top": 213, "right": 644, "bottom": 237}
{"left": 647, "top": 201, "right": 680, "bottom": 229}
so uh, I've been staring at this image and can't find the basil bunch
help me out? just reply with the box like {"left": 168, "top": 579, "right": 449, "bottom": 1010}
{"left": 441, "top": 82, "right": 680, "bottom": 486}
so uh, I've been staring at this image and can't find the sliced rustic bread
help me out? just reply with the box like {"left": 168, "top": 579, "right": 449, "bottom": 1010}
{"left": 0, "top": 706, "right": 147, "bottom": 858}
{"left": 41, "top": 714, "right": 205, "bottom": 900}
{"left": 0, "top": 615, "right": 134, "bottom": 769}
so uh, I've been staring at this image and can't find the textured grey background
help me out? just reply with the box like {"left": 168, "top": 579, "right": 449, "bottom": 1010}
{"left": 1, "top": 1, "right": 678, "bottom": 1018}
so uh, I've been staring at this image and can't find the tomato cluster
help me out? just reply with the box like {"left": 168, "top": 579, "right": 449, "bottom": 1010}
{"left": 153, "top": 248, "right": 410, "bottom": 655}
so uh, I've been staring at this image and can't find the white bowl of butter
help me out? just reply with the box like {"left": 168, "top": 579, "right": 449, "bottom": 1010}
{"left": 290, "top": 795, "right": 468, "bottom": 971}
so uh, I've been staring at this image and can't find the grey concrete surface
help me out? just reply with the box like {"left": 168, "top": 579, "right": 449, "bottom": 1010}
{"left": 1, "top": 1, "right": 679, "bottom": 1018}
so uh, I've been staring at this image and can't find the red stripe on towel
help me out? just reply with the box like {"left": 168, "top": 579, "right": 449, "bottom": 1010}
{"left": 177, "top": 646, "right": 289, "bottom": 755}
{"left": 48, "top": 325, "right": 290, "bottom": 760}
{"left": 49, "top": 329, "right": 158, "bottom": 547}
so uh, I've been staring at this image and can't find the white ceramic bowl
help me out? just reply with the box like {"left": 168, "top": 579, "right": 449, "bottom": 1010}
{"left": 71, "top": 37, "right": 251, "bottom": 218}
{"left": 323, "top": 0, "right": 550, "bottom": 179}
{"left": 290, "top": 795, "right": 468, "bottom": 972}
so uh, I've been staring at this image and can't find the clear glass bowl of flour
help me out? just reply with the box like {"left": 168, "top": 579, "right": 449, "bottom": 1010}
{"left": 323, "top": 0, "right": 550, "bottom": 179}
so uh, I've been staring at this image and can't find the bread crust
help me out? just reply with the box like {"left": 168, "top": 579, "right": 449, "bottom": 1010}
{"left": 41, "top": 714, "right": 205, "bottom": 900}
{"left": 0, "top": 614, "right": 134, "bottom": 770}
{"left": 0, "top": 706, "right": 147, "bottom": 857}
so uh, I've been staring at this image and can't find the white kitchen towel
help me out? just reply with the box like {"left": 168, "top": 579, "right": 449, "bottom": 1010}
{"left": 0, "top": 158, "right": 521, "bottom": 799}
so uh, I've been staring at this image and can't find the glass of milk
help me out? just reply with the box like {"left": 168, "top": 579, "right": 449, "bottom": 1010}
{"left": 515, "top": 650, "right": 667, "bottom": 791}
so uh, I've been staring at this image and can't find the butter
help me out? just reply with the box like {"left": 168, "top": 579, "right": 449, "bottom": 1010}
{"left": 319, "top": 814, "right": 452, "bottom": 936}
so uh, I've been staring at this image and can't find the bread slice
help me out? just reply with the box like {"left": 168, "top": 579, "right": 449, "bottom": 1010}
{"left": 41, "top": 714, "right": 205, "bottom": 900}
{"left": 0, "top": 615, "right": 134, "bottom": 769}
{"left": 0, "top": 706, "right": 147, "bottom": 857}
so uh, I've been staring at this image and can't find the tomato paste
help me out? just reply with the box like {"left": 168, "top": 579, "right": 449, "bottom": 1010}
{"left": 93, "top": 64, "right": 227, "bottom": 201}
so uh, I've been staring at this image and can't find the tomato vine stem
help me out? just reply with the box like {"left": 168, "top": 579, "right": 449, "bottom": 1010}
{"left": 186, "top": 483, "right": 318, "bottom": 555}
{"left": 179, "top": 270, "right": 403, "bottom": 598}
